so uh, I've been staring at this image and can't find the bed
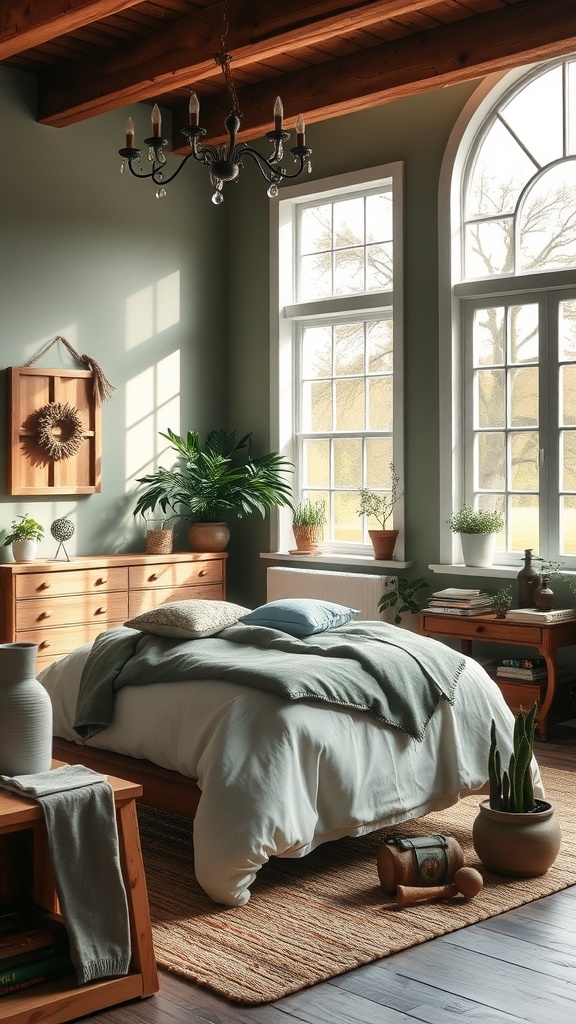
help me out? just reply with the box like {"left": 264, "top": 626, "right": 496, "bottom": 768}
{"left": 38, "top": 598, "right": 544, "bottom": 907}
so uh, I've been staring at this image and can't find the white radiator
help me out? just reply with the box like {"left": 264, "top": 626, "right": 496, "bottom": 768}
{"left": 266, "top": 567, "right": 398, "bottom": 621}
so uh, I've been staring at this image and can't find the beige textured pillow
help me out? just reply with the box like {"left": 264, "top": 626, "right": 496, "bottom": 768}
{"left": 124, "top": 599, "right": 250, "bottom": 639}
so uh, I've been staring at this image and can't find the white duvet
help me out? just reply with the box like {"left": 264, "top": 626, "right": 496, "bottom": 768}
{"left": 39, "top": 644, "right": 543, "bottom": 906}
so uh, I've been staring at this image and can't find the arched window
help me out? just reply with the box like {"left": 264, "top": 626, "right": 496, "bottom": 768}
{"left": 440, "top": 57, "right": 576, "bottom": 570}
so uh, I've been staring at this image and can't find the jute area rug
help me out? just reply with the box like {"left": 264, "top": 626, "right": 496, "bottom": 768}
{"left": 137, "top": 765, "right": 576, "bottom": 1005}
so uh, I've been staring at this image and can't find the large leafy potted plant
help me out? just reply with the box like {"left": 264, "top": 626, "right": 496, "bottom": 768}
{"left": 472, "top": 703, "right": 561, "bottom": 877}
{"left": 133, "top": 428, "right": 294, "bottom": 551}
{"left": 377, "top": 576, "right": 429, "bottom": 628}
{"left": 357, "top": 463, "right": 403, "bottom": 559}
{"left": 448, "top": 504, "right": 504, "bottom": 567}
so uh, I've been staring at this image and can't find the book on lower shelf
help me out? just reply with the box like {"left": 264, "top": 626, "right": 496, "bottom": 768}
{"left": 505, "top": 608, "right": 576, "bottom": 623}
{"left": 496, "top": 666, "right": 548, "bottom": 681}
{"left": 0, "top": 906, "right": 72, "bottom": 997}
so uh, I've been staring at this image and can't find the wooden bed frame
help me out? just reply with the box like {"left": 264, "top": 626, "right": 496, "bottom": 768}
{"left": 52, "top": 738, "right": 201, "bottom": 820}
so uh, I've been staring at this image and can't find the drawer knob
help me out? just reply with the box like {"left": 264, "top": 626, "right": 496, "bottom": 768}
{"left": 199, "top": 570, "right": 207, "bottom": 577}
{"left": 38, "top": 582, "right": 50, "bottom": 591}
{"left": 95, "top": 607, "right": 106, "bottom": 615}
{"left": 39, "top": 640, "right": 51, "bottom": 649}
{"left": 475, "top": 625, "right": 486, "bottom": 633}
{"left": 149, "top": 573, "right": 158, "bottom": 581}
{"left": 95, "top": 577, "right": 107, "bottom": 586}
{"left": 39, "top": 612, "right": 51, "bottom": 620}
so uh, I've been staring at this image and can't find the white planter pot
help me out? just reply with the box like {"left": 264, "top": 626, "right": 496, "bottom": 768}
{"left": 11, "top": 540, "right": 38, "bottom": 563}
{"left": 459, "top": 532, "right": 497, "bottom": 567}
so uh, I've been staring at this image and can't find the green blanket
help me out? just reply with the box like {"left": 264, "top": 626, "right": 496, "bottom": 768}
{"left": 73, "top": 621, "right": 466, "bottom": 743}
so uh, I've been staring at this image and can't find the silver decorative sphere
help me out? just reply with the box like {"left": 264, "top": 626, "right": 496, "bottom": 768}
{"left": 51, "top": 517, "right": 75, "bottom": 542}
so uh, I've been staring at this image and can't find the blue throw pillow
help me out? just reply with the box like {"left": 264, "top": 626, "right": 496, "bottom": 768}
{"left": 239, "top": 598, "right": 359, "bottom": 637}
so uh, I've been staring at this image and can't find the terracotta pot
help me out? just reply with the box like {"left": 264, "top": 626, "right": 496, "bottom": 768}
{"left": 472, "top": 798, "right": 561, "bottom": 878}
{"left": 187, "top": 522, "right": 230, "bottom": 552}
{"left": 368, "top": 529, "right": 398, "bottom": 560}
{"left": 292, "top": 525, "right": 323, "bottom": 554}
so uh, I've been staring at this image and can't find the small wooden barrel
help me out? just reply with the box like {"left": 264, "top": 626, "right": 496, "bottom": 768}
{"left": 377, "top": 834, "right": 464, "bottom": 893}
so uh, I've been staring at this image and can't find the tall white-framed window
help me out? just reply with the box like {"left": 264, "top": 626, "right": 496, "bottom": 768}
{"left": 440, "top": 56, "right": 576, "bottom": 569}
{"left": 270, "top": 163, "right": 404, "bottom": 557}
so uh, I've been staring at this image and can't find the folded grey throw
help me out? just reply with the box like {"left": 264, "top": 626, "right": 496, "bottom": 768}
{"left": 0, "top": 765, "right": 131, "bottom": 984}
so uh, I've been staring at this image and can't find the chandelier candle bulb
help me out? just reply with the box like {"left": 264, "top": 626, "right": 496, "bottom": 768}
{"left": 296, "top": 114, "right": 306, "bottom": 147}
{"left": 274, "top": 96, "right": 284, "bottom": 131}
{"left": 189, "top": 92, "right": 200, "bottom": 126}
{"left": 151, "top": 103, "right": 162, "bottom": 137}
{"left": 125, "top": 117, "right": 135, "bottom": 148}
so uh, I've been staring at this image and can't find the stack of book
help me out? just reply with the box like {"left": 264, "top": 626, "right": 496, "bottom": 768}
{"left": 504, "top": 607, "right": 576, "bottom": 624}
{"left": 496, "top": 658, "right": 548, "bottom": 684}
{"left": 426, "top": 587, "right": 493, "bottom": 616}
{"left": 0, "top": 905, "right": 73, "bottom": 997}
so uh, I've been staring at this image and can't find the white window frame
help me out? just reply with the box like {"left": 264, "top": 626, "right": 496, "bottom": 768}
{"left": 438, "top": 59, "right": 576, "bottom": 574}
{"left": 269, "top": 163, "right": 405, "bottom": 559}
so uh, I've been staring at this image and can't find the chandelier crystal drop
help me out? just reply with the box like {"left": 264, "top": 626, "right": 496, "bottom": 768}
{"left": 117, "top": 2, "right": 312, "bottom": 204}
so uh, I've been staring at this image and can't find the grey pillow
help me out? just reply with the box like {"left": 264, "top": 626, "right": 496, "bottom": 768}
{"left": 124, "top": 599, "right": 250, "bottom": 639}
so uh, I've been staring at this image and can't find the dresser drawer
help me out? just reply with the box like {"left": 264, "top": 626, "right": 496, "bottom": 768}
{"left": 15, "top": 591, "right": 129, "bottom": 631}
{"left": 23, "top": 621, "right": 125, "bottom": 661}
{"left": 16, "top": 567, "right": 128, "bottom": 600}
{"left": 129, "top": 560, "right": 222, "bottom": 590}
{"left": 420, "top": 614, "right": 543, "bottom": 645}
{"left": 128, "top": 583, "right": 224, "bottom": 617}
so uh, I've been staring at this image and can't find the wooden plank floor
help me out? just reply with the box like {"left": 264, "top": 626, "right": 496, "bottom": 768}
{"left": 63, "top": 726, "right": 576, "bottom": 1024}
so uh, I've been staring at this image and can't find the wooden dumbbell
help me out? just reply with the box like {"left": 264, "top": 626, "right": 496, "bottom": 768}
{"left": 396, "top": 866, "right": 483, "bottom": 908}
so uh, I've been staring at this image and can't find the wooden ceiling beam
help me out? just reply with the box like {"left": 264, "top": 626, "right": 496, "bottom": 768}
{"left": 0, "top": 1, "right": 142, "bottom": 60}
{"left": 169, "top": 0, "right": 576, "bottom": 151}
{"left": 37, "top": 0, "right": 445, "bottom": 127}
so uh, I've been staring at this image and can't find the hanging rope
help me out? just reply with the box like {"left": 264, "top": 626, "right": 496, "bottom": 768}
{"left": 25, "top": 335, "right": 115, "bottom": 405}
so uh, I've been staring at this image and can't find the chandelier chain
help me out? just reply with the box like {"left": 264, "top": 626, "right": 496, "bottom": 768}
{"left": 216, "top": 0, "right": 241, "bottom": 117}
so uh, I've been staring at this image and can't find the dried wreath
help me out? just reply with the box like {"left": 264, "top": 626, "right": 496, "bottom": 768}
{"left": 36, "top": 401, "right": 85, "bottom": 461}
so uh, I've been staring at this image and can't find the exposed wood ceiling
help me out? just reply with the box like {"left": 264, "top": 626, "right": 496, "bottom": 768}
{"left": 1, "top": 1, "right": 575, "bottom": 154}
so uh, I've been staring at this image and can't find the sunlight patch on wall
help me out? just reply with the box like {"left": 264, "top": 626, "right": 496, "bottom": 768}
{"left": 125, "top": 271, "right": 181, "bottom": 350}
{"left": 124, "top": 352, "right": 181, "bottom": 494}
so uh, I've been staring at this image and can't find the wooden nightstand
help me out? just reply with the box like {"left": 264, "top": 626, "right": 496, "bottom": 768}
{"left": 0, "top": 767, "right": 158, "bottom": 1023}
{"left": 418, "top": 610, "right": 576, "bottom": 741}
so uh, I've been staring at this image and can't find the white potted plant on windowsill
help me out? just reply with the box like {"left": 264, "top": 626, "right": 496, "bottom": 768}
{"left": 448, "top": 504, "right": 504, "bottom": 568}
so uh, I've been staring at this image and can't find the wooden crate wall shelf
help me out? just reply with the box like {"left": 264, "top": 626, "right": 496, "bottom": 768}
{"left": 7, "top": 366, "right": 101, "bottom": 495}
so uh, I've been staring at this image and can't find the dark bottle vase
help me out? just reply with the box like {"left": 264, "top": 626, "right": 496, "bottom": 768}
{"left": 517, "top": 548, "right": 542, "bottom": 607}
{"left": 533, "top": 577, "right": 555, "bottom": 611}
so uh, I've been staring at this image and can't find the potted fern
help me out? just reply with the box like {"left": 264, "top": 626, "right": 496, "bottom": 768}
{"left": 448, "top": 504, "right": 504, "bottom": 567}
{"left": 291, "top": 498, "right": 327, "bottom": 554}
{"left": 472, "top": 702, "right": 561, "bottom": 877}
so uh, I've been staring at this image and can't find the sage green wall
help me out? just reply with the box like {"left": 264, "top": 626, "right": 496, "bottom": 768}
{"left": 224, "top": 82, "right": 479, "bottom": 606}
{"left": 0, "top": 66, "right": 226, "bottom": 561}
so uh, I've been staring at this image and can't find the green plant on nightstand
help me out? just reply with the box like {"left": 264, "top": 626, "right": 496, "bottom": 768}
{"left": 491, "top": 586, "right": 513, "bottom": 619}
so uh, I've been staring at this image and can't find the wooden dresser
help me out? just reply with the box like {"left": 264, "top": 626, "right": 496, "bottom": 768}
{"left": 0, "top": 552, "right": 227, "bottom": 671}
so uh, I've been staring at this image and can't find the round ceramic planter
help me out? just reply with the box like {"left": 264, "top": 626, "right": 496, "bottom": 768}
{"left": 368, "top": 529, "right": 399, "bottom": 560}
{"left": 459, "top": 532, "right": 497, "bottom": 567}
{"left": 472, "top": 798, "right": 561, "bottom": 878}
{"left": 11, "top": 540, "right": 38, "bottom": 563}
{"left": 188, "top": 522, "right": 230, "bottom": 552}
{"left": 0, "top": 642, "right": 53, "bottom": 776}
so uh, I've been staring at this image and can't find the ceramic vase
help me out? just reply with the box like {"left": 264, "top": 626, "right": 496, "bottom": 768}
{"left": 0, "top": 643, "right": 53, "bottom": 776}
{"left": 11, "top": 540, "right": 38, "bottom": 563}
{"left": 472, "top": 798, "right": 561, "bottom": 878}
{"left": 517, "top": 548, "right": 542, "bottom": 607}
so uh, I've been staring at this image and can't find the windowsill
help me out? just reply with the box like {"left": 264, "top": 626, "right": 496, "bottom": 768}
{"left": 261, "top": 551, "right": 414, "bottom": 570}
{"left": 428, "top": 563, "right": 520, "bottom": 579}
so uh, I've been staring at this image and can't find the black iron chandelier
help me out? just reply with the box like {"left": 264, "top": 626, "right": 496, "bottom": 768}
{"left": 118, "top": 1, "right": 312, "bottom": 205}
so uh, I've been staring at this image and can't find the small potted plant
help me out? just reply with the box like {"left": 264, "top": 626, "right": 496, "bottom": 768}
{"left": 472, "top": 703, "right": 561, "bottom": 878}
{"left": 291, "top": 498, "right": 327, "bottom": 554}
{"left": 447, "top": 504, "right": 504, "bottom": 567}
{"left": 377, "top": 576, "right": 429, "bottom": 628}
{"left": 3, "top": 514, "right": 45, "bottom": 563}
{"left": 491, "top": 585, "right": 513, "bottom": 619}
{"left": 357, "top": 463, "right": 403, "bottom": 559}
